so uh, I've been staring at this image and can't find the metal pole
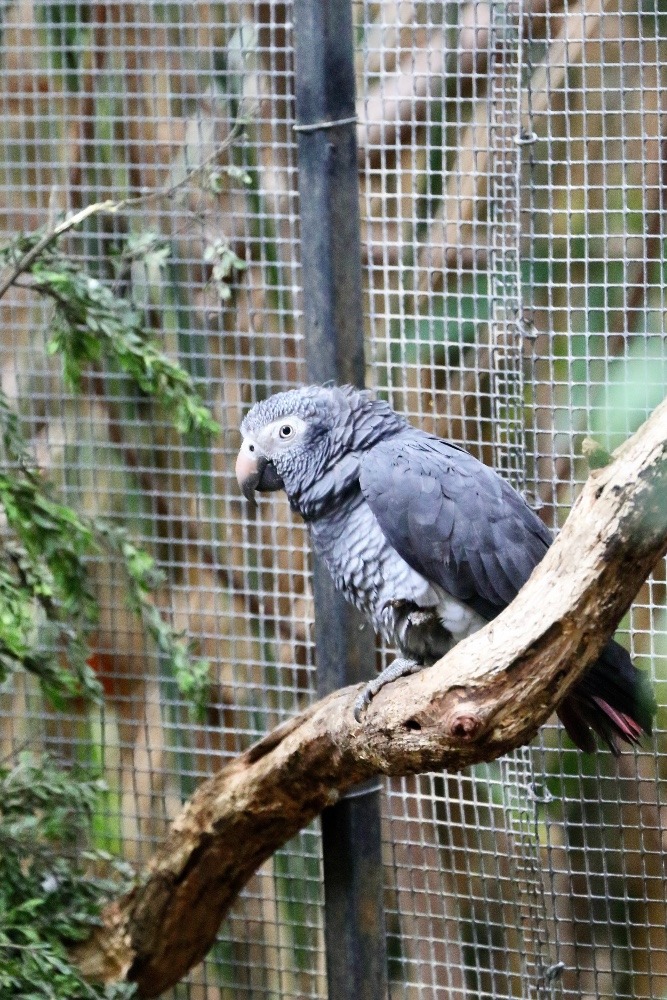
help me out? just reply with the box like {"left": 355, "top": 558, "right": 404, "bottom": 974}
{"left": 292, "top": 2, "right": 387, "bottom": 998}
{"left": 487, "top": 3, "right": 561, "bottom": 996}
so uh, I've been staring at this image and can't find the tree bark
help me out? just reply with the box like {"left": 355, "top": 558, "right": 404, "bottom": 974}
{"left": 72, "top": 396, "right": 667, "bottom": 998}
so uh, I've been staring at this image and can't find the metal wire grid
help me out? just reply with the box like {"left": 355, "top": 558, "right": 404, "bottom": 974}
{"left": 488, "top": 6, "right": 557, "bottom": 997}
{"left": 0, "top": 2, "right": 666, "bottom": 999}
{"left": 524, "top": 11, "right": 667, "bottom": 997}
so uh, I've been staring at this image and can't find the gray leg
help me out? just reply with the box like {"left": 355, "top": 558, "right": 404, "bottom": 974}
{"left": 354, "top": 657, "right": 424, "bottom": 722}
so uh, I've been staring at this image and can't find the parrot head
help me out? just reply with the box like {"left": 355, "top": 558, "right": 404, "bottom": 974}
{"left": 236, "top": 384, "right": 406, "bottom": 517}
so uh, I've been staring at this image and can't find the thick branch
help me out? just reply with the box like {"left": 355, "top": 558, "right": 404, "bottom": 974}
{"left": 73, "top": 396, "right": 667, "bottom": 997}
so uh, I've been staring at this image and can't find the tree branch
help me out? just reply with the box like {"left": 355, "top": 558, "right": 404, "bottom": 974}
{"left": 72, "top": 395, "right": 667, "bottom": 998}
{"left": 0, "top": 118, "right": 249, "bottom": 303}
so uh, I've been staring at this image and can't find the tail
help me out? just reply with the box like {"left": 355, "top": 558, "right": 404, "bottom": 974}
{"left": 557, "top": 639, "right": 656, "bottom": 755}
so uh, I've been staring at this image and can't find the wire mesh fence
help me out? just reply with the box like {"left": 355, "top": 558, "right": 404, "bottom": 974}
{"left": 1, "top": 1, "right": 666, "bottom": 998}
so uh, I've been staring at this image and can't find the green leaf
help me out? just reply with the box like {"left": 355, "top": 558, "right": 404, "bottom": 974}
{"left": 0, "top": 753, "right": 137, "bottom": 999}
{"left": 2, "top": 233, "right": 219, "bottom": 437}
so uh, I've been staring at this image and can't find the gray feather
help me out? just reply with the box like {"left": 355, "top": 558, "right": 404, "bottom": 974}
{"left": 359, "top": 431, "right": 553, "bottom": 620}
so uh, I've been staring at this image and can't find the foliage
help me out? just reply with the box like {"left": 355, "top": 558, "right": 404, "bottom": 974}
{"left": 0, "top": 225, "right": 221, "bottom": 994}
{"left": 0, "top": 752, "right": 136, "bottom": 1000}
{"left": 0, "top": 385, "right": 211, "bottom": 710}
{"left": 0, "top": 229, "right": 215, "bottom": 707}
{"left": 0, "top": 233, "right": 219, "bottom": 437}
{"left": 204, "top": 238, "right": 248, "bottom": 302}
{"left": 0, "top": 390, "right": 100, "bottom": 703}
{"left": 97, "top": 522, "right": 212, "bottom": 718}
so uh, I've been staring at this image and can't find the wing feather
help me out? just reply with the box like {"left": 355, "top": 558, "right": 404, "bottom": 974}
{"left": 360, "top": 431, "right": 552, "bottom": 620}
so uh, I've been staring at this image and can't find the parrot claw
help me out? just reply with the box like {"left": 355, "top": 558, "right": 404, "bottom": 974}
{"left": 353, "top": 657, "right": 423, "bottom": 722}
{"left": 353, "top": 687, "right": 373, "bottom": 723}
{"left": 381, "top": 600, "right": 442, "bottom": 633}
{"left": 382, "top": 598, "right": 412, "bottom": 612}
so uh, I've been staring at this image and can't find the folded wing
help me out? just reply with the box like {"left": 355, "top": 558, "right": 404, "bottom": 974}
{"left": 360, "top": 431, "right": 552, "bottom": 621}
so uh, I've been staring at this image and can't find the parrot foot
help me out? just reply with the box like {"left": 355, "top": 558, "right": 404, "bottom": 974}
{"left": 381, "top": 599, "right": 442, "bottom": 635}
{"left": 354, "top": 657, "right": 423, "bottom": 722}
{"left": 405, "top": 609, "right": 440, "bottom": 629}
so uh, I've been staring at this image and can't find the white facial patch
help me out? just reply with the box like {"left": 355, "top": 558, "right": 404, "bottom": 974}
{"left": 259, "top": 415, "right": 309, "bottom": 452}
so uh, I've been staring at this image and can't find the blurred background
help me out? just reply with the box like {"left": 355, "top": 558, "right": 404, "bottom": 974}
{"left": 1, "top": 1, "right": 667, "bottom": 997}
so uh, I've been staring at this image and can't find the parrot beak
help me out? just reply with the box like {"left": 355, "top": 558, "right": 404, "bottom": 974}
{"left": 236, "top": 445, "right": 284, "bottom": 504}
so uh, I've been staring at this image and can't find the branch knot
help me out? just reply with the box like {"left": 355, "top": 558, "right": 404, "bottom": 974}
{"left": 447, "top": 704, "right": 482, "bottom": 741}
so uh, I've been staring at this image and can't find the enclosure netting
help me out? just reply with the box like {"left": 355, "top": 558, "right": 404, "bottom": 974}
{"left": 1, "top": 1, "right": 667, "bottom": 998}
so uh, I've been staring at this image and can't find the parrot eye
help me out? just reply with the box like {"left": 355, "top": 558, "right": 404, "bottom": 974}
{"left": 278, "top": 423, "right": 295, "bottom": 440}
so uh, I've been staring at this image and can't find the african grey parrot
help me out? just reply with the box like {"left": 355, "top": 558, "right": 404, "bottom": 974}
{"left": 236, "top": 384, "right": 654, "bottom": 753}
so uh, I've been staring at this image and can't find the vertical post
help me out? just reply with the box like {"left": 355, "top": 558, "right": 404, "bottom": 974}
{"left": 487, "top": 4, "right": 561, "bottom": 997}
{"left": 488, "top": 0, "right": 527, "bottom": 490}
{"left": 292, "top": 2, "right": 387, "bottom": 999}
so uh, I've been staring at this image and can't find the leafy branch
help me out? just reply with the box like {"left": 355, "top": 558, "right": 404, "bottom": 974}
{"left": 0, "top": 102, "right": 251, "bottom": 1000}
{"left": 2, "top": 236, "right": 218, "bottom": 437}
{"left": 0, "top": 223, "right": 218, "bottom": 707}
{"left": 0, "top": 391, "right": 100, "bottom": 702}
{"left": 0, "top": 114, "right": 252, "bottom": 303}
{"left": 96, "top": 522, "right": 212, "bottom": 717}
{"left": 0, "top": 752, "right": 136, "bottom": 1000}
{"left": 0, "top": 387, "right": 211, "bottom": 711}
